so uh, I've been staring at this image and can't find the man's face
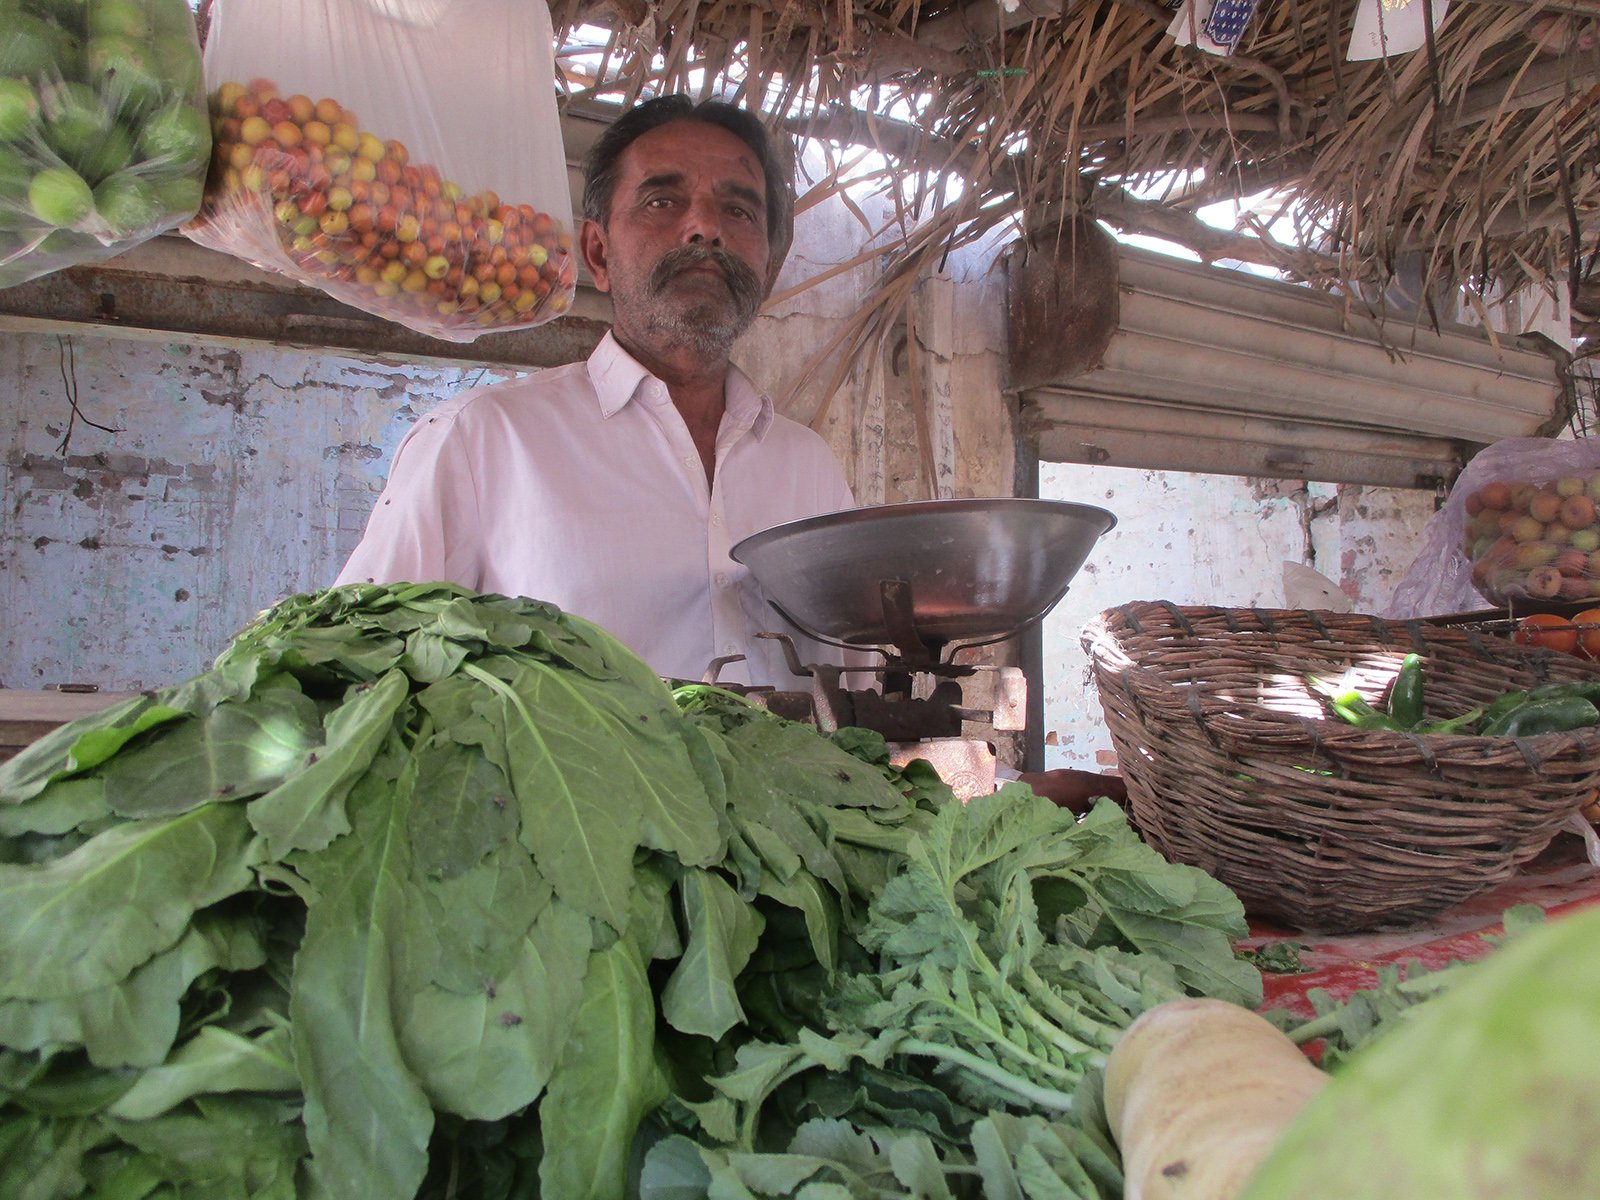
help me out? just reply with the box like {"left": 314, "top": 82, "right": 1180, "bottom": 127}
{"left": 580, "top": 119, "right": 772, "bottom": 360}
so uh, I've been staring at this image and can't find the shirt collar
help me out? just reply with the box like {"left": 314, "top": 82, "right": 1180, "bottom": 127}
{"left": 586, "top": 331, "right": 775, "bottom": 441}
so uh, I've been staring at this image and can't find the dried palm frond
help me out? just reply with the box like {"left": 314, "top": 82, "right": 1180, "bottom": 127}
{"left": 552, "top": 0, "right": 1599, "bottom": 398}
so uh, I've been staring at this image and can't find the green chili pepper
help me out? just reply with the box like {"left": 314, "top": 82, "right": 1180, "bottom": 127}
{"left": 1478, "top": 681, "right": 1600, "bottom": 733}
{"left": 1482, "top": 690, "right": 1532, "bottom": 723}
{"left": 1387, "top": 654, "right": 1425, "bottom": 728}
{"left": 1326, "top": 688, "right": 1407, "bottom": 731}
{"left": 1413, "top": 706, "right": 1485, "bottom": 735}
{"left": 1479, "top": 696, "right": 1600, "bottom": 738}
{"left": 1519, "top": 681, "right": 1600, "bottom": 707}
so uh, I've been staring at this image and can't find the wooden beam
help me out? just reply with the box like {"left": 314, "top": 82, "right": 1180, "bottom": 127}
{"left": 1439, "top": 50, "right": 1600, "bottom": 133}
{"left": 857, "top": 0, "right": 1070, "bottom": 82}
{"left": 0, "top": 236, "right": 610, "bottom": 372}
{"left": 910, "top": 0, "right": 1067, "bottom": 52}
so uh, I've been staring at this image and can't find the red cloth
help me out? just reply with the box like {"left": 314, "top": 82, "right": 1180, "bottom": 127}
{"left": 1236, "top": 846, "right": 1600, "bottom": 1019}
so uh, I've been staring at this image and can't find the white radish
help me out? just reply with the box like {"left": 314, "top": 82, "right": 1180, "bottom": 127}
{"left": 1103, "top": 998, "right": 1327, "bottom": 1200}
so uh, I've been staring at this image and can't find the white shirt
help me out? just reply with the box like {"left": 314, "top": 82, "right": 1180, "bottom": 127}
{"left": 335, "top": 333, "right": 858, "bottom": 687}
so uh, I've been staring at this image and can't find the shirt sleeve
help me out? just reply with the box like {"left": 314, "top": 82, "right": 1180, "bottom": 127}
{"left": 333, "top": 408, "right": 484, "bottom": 589}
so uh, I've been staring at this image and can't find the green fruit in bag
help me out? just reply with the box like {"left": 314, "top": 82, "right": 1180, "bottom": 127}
{"left": 35, "top": 226, "right": 91, "bottom": 255}
{"left": 28, "top": 164, "right": 92, "bottom": 227}
{"left": 22, "top": 0, "right": 89, "bottom": 20}
{"left": 86, "top": 0, "right": 148, "bottom": 41}
{"left": 152, "top": 31, "right": 202, "bottom": 97}
{"left": 87, "top": 36, "right": 165, "bottom": 115}
{"left": 40, "top": 80, "right": 111, "bottom": 171}
{"left": 145, "top": 0, "right": 190, "bottom": 35}
{"left": 0, "top": 144, "right": 35, "bottom": 229}
{"left": 147, "top": 171, "right": 200, "bottom": 219}
{"left": 0, "top": 79, "right": 41, "bottom": 142}
{"left": 0, "top": 16, "right": 58, "bottom": 77}
{"left": 137, "top": 101, "right": 208, "bottom": 166}
{"left": 93, "top": 168, "right": 160, "bottom": 235}
{"left": 79, "top": 122, "right": 133, "bottom": 183}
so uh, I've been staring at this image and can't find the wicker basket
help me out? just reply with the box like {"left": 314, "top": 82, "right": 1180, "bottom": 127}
{"left": 1082, "top": 602, "right": 1600, "bottom": 933}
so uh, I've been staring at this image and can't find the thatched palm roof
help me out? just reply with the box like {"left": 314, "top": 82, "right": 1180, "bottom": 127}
{"left": 550, "top": 0, "right": 1599, "bottom": 360}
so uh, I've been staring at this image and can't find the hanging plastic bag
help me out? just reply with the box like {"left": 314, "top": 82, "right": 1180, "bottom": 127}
{"left": 0, "top": 0, "right": 210, "bottom": 289}
{"left": 1385, "top": 435, "right": 1600, "bottom": 618}
{"left": 185, "top": 0, "right": 577, "bottom": 342}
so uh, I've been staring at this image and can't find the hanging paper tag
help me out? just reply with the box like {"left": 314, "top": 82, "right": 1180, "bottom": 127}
{"left": 1168, "top": 0, "right": 1260, "bottom": 56}
{"left": 1203, "top": 0, "right": 1261, "bottom": 53}
{"left": 1347, "top": 0, "right": 1451, "bottom": 61}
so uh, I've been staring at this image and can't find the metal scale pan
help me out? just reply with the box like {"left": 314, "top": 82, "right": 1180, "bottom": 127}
{"left": 729, "top": 497, "right": 1117, "bottom": 663}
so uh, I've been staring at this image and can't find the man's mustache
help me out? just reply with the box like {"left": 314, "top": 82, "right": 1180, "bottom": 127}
{"left": 649, "top": 244, "right": 763, "bottom": 308}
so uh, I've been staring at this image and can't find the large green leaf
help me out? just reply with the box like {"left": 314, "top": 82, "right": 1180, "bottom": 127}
{"left": 0, "top": 908, "right": 267, "bottom": 1068}
{"left": 0, "top": 1112, "right": 111, "bottom": 1200}
{"left": 106, "top": 1022, "right": 299, "bottom": 1121}
{"left": 661, "top": 868, "right": 764, "bottom": 1040}
{"left": 0, "top": 805, "right": 259, "bottom": 1001}
{"left": 456, "top": 657, "right": 720, "bottom": 932}
{"left": 103, "top": 1095, "right": 306, "bottom": 1198}
{"left": 404, "top": 731, "right": 518, "bottom": 881}
{"left": 247, "top": 669, "right": 411, "bottom": 859}
{"left": 268, "top": 625, "right": 406, "bottom": 679}
{"left": 409, "top": 837, "right": 549, "bottom": 995}
{"left": 538, "top": 934, "right": 668, "bottom": 1200}
{"left": 102, "top": 688, "right": 324, "bottom": 820}
{"left": 398, "top": 894, "right": 591, "bottom": 1121}
{"left": 291, "top": 772, "right": 433, "bottom": 1200}
{"left": 0, "top": 695, "right": 177, "bottom": 806}
{"left": 0, "top": 776, "right": 109, "bottom": 838}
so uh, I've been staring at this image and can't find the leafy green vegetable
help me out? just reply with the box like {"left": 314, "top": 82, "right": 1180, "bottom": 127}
{"left": 0, "top": 582, "right": 1260, "bottom": 1200}
{"left": 1269, "top": 904, "right": 1546, "bottom": 1068}
{"left": 1235, "top": 941, "right": 1309, "bottom": 975}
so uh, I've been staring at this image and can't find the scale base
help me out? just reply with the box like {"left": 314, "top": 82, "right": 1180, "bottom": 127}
{"left": 887, "top": 738, "right": 997, "bottom": 801}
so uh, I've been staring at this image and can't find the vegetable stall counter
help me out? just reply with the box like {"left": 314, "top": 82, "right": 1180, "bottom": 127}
{"left": 0, "top": 687, "right": 138, "bottom": 761}
{"left": 1237, "top": 837, "right": 1600, "bottom": 1020}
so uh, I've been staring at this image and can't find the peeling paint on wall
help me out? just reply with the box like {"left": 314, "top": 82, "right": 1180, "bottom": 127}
{"left": 0, "top": 332, "right": 500, "bottom": 690}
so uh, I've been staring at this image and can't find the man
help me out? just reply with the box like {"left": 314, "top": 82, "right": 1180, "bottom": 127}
{"left": 336, "top": 95, "right": 852, "bottom": 688}
{"left": 337, "top": 95, "right": 1124, "bottom": 812}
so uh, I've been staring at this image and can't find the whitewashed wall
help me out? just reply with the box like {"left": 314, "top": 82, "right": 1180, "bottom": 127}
{"left": 0, "top": 333, "right": 496, "bottom": 689}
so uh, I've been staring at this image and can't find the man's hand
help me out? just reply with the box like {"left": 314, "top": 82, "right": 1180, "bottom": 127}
{"left": 1016, "top": 769, "right": 1128, "bottom": 816}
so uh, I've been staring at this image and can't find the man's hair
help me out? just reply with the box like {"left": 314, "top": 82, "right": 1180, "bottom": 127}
{"left": 581, "top": 95, "right": 795, "bottom": 286}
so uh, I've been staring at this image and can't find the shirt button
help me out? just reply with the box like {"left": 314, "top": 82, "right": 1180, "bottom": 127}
{"left": 714, "top": 573, "right": 729, "bottom": 587}
{"left": 682, "top": 456, "right": 696, "bottom": 468}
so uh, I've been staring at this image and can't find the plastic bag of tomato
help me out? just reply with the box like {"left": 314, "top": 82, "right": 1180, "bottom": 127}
{"left": 183, "top": 0, "right": 575, "bottom": 342}
{"left": 1387, "top": 437, "right": 1600, "bottom": 620}
{"left": 1512, "top": 610, "right": 1600, "bottom": 659}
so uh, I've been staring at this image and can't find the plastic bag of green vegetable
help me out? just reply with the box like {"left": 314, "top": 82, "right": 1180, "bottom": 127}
{"left": 0, "top": 582, "right": 1260, "bottom": 1200}
{"left": 0, "top": 0, "right": 210, "bottom": 289}
{"left": 1239, "top": 902, "right": 1600, "bottom": 1199}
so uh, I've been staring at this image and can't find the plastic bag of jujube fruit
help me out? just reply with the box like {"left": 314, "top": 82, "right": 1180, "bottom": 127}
{"left": 184, "top": 0, "right": 576, "bottom": 342}
{"left": 1386, "top": 436, "right": 1600, "bottom": 619}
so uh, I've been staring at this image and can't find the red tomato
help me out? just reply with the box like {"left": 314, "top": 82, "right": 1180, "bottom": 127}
{"left": 1514, "top": 612, "right": 1580, "bottom": 655}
